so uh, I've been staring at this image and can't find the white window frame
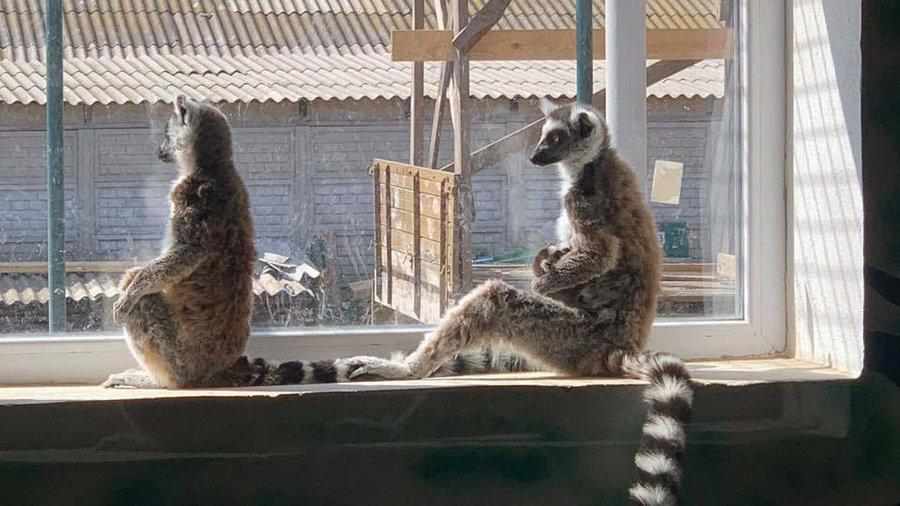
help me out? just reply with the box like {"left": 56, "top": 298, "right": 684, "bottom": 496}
{"left": 0, "top": 1, "right": 787, "bottom": 385}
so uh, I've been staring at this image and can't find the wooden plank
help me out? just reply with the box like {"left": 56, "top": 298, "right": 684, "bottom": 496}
{"left": 380, "top": 208, "right": 445, "bottom": 242}
{"left": 372, "top": 159, "right": 456, "bottom": 183}
{"left": 0, "top": 261, "right": 139, "bottom": 273}
{"left": 373, "top": 165, "right": 383, "bottom": 301}
{"left": 382, "top": 171, "right": 445, "bottom": 195}
{"left": 432, "top": 0, "right": 448, "bottom": 30}
{"left": 442, "top": 59, "right": 700, "bottom": 174}
{"left": 392, "top": 29, "right": 731, "bottom": 62}
{"left": 384, "top": 186, "right": 445, "bottom": 219}
{"left": 382, "top": 250, "right": 443, "bottom": 288}
{"left": 387, "top": 231, "right": 443, "bottom": 265}
{"left": 452, "top": 0, "right": 512, "bottom": 53}
{"left": 409, "top": 0, "right": 425, "bottom": 166}
{"left": 384, "top": 167, "right": 393, "bottom": 305}
{"left": 451, "top": 0, "right": 473, "bottom": 294}
{"left": 412, "top": 173, "right": 422, "bottom": 317}
{"left": 428, "top": 61, "right": 453, "bottom": 169}
{"left": 439, "top": 179, "right": 449, "bottom": 314}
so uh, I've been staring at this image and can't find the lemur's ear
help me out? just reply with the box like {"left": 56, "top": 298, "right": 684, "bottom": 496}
{"left": 174, "top": 95, "right": 189, "bottom": 125}
{"left": 575, "top": 111, "right": 595, "bottom": 138}
{"left": 540, "top": 96, "right": 560, "bottom": 116}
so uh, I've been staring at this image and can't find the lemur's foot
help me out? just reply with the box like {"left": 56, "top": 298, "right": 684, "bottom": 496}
{"left": 101, "top": 368, "right": 160, "bottom": 389}
{"left": 346, "top": 356, "right": 415, "bottom": 381}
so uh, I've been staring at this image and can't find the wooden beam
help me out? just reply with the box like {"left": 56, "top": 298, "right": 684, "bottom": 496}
{"left": 409, "top": 0, "right": 425, "bottom": 165}
{"left": 428, "top": 61, "right": 453, "bottom": 168}
{"left": 441, "top": 60, "right": 701, "bottom": 174}
{"left": 392, "top": 29, "right": 731, "bottom": 61}
{"left": 432, "top": 0, "right": 447, "bottom": 30}
{"left": 450, "top": 0, "right": 473, "bottom": 292}
{"left": 0, "top": 261, "right": 139, "bottom": 273}
{"left": 452, "top": 0, "right": 512, "bottom": 53}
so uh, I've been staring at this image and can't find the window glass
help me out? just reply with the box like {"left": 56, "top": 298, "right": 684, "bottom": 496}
{"left": 0, "top": 0, "right": 741, "bottom": 334}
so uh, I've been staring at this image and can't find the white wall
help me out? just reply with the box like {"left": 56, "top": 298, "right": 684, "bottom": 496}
{"left": 790, "top": 0, "right": 864, "bottom": 373}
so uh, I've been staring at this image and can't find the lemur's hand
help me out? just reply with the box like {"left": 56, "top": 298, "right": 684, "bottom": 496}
{"left": 532, "top": 244, "right": 571, "bottom": 276}
{"left": 112, "top": 291, "right": 139, "bottom": 324}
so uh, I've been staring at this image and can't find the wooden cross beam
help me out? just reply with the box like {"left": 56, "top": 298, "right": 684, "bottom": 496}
{"left": 428, "top": 61, "right": 453, "bottom": 169}
{"left": 452, "top": 0, "right": 513, "bottom": 53}
{"left": 392, "top": 29, "right": 731, "bottom": 62}
{"left": 440, "top": 60, "right": 703, "bottom": 175}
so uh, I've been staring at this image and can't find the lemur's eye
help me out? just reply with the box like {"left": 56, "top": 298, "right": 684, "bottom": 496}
{"left": 550, "top": 133, "right": 560, "bottom": 144}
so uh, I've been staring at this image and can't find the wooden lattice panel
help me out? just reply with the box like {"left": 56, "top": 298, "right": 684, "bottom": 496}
{"left": 373, "top": 160, "right": 458, "bottom": 323}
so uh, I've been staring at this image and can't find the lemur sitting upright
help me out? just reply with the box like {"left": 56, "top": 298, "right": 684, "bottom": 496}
{"left": 348, "top": 99, "right": 694, "bottom": 506}
{"left": 103, "top": 96, "right": 404, "bottom": 389}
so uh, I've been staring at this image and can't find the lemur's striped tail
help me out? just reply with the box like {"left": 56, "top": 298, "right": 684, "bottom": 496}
{"left": 223, "top": 355, "right": 365, "bottom": 386}
{"left": 431, "top": 346, "right": 534, "bottom": 376}
{"left": 605, "top": 349, "right": 693, "bottom": 506}
{"left": 221, "top": 346, "right": 533, "bottom": 387}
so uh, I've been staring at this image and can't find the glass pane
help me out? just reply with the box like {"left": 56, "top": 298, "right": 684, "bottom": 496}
{"left": 0, "top": 0, "right": 742, "bottom": 335}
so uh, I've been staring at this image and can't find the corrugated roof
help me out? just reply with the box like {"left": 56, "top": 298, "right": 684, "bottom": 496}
{"left": 0, "top": 259, "right": 319, "bottom": 306}
{"left": 0, "top": 0, "right": 726, "bottom": 105}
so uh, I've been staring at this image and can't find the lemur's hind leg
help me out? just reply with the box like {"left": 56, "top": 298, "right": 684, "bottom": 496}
{"left": 103, "top": 294, "right": 180, "bottom": 389}
{"left": 352, "top": 280, "right": 607, "bottom": 380}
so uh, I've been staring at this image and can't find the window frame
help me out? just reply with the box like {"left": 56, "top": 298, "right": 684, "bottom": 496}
{"left": 0, "top": 1, "right": 787, "bottom": 385}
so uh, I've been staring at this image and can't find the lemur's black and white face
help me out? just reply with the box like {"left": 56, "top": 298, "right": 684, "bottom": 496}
{"left": 529, "top": 98, "right": 607, "bottom": 167}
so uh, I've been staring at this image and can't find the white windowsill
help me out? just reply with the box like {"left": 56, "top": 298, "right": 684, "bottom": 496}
{"left": 0, "top": 324, "right": 792, "bottom": 386}
{"left": 0, "top": 358, "right": 856, "bottom": 405}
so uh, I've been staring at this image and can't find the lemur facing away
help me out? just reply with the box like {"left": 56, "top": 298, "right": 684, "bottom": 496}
{"left": 103, "top": 96, "right": 396, "bottom": 389}
{"left": 348, "top": 99, "right": 695, "bottom": 506}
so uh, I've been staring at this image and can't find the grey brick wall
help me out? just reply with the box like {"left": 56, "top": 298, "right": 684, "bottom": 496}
{"left": 0, "top": 132, "right": 79, "bottom": 260}
{"left": 0, "top": 99, "right": 721, "bottom": 285}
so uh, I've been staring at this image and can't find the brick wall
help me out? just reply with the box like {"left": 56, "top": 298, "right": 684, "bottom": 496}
{"left": 0, "top": 98, "right": 720, "bottom": 284}
{"left": 0, "top": 131, "right": 78, "bottom": 260}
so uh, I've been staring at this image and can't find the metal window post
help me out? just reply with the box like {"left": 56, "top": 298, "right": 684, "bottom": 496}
{"left": 46, "top": 0, "right": 66, "bottom": 333}
{"left": 575, "top": 0, "right": 593, "bottom": 104}
{"left": 606, "top": 0, "right": 648, "bottom": 191}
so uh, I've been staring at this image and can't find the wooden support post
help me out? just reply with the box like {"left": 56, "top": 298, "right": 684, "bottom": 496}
{"left": 428, "top": 61, "right": 453, "bottom": 168}
{"left": 432, "top": 0, "right": 447, "bottom": 31}
{"left": 373, "top": 165, "right": 383, "bottom": 302}
{"left": 450, "top": 0, "right": 473, "bottom": 293}
{"left": 410, "top": 0, "right": 425, "bottom": 166}
{"left": 452, "top": 0, "right": 512, "bottom": 53}
{"left": 606, "top": 0, "right": 648, "bottom": 191}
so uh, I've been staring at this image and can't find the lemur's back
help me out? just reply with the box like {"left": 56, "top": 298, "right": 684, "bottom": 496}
{"left": 165, "top": 164, "right": 255, "bottom": 348}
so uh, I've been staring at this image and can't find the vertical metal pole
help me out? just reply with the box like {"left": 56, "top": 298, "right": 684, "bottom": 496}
{"left": 46, "top": 0, "right": 66, "bottom": 333}
{"left": 606, "top": 0, "right": 647, "bottom": 191}
{"left": 576, "top": 0, "right": 593, "bottom": 104}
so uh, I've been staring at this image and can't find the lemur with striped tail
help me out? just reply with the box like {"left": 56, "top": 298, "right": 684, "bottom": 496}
{"left": 347, "top": 99, "right": 695, "bottom": 506}
{"left": 102, "top": 95, "right": 405, "bottom": 389}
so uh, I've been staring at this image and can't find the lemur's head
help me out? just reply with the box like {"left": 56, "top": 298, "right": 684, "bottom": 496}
{"left": 158, "top": 95, "right": 232, "bottom": 169}
{"left": 529, "top": 97, "right": 609, "bottom": 167}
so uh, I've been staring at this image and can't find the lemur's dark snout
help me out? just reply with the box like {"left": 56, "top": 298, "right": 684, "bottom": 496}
{"left": 529, "top": 144, "right": 553, "bottom": 166}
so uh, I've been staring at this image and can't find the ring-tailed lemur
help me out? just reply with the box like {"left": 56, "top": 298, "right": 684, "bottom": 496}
{"left": 103, "top": 96, "right": 407, "bottom": 389}
{"left": 347, "top": 99, "right": 694, "bottom": 506}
